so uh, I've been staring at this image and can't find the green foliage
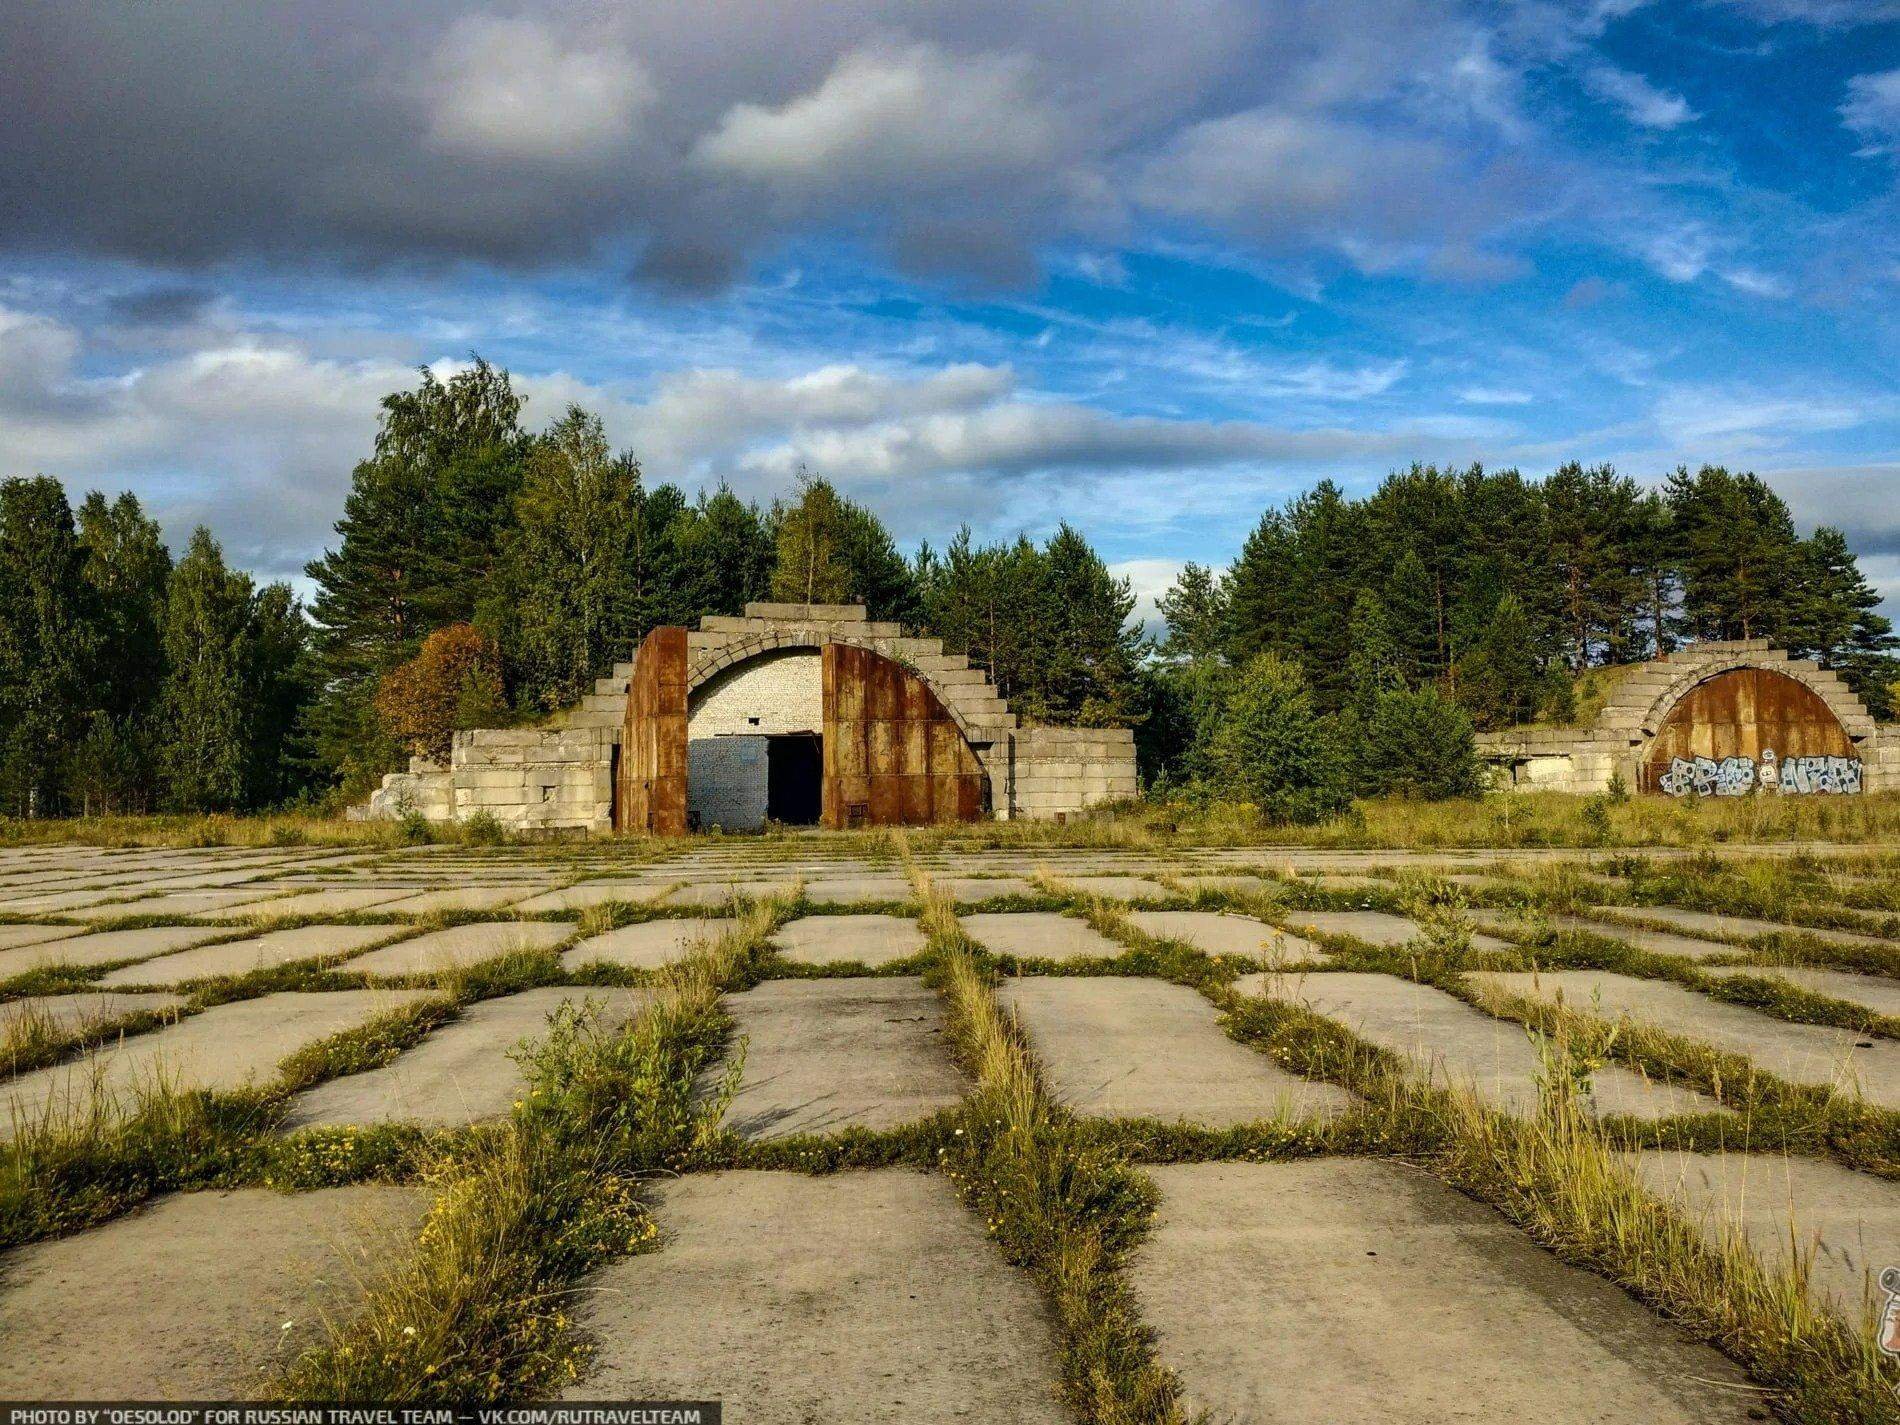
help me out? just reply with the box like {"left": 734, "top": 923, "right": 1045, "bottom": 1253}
{"left": 1157, "top": 561, "right": 1229, "bottom": 661}
{"left": 0, "top": 478, "right": 95, "bottom": 815}
{"left": 768, "top": 473, "right": 918, "bottom": 620}
{"left": 1358, "top": 686, "right": 1485, "bottom": 799}
{"left": 158, "top": 529, "right": 256, "bottom": 812}
{"left": 1456, "top": 592, "right": 1543, "bottom": 730}
{"left": 508, "top": 407, "right": 643, "bottom": 710}
{"left": 920, "top": 521, "right": 1147, "bottom": 726}
{"left": 1210, "top": 654, "right": 1349, "bottom": 824}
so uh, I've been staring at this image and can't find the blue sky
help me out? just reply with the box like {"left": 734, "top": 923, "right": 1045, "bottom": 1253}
{"left": 1, "top": 0, "right": 1896, "bottom": 625}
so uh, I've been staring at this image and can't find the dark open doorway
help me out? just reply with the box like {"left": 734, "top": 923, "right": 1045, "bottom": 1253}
{"left": 766, "top": 734, "right": 822, "bottom": 825}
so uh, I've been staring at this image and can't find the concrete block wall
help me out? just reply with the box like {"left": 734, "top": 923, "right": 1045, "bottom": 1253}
{"left": 447, "top": 726, "right": 615, "bottom": 831}
{"left": 999, "top": 726, "right": 1139, "bottom": 819}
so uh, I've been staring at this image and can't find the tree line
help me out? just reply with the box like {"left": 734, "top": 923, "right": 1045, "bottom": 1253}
{"left": 0, "top": 481, "right": 309, "bottom": 816}
{"left": 1, "top": 359, "right": 1892, "bottom": 818}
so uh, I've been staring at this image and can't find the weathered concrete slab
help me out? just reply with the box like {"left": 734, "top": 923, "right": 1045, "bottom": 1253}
{"left": 1126, "top": 909, "right": 1325, "bottom": 963}
{"left": 800, "top": 876, "right": 916, "bottom": 904}
{"left": 375, "top": 887, "right": 537, "bottom": 914}
{"left": 563, "top": 918, "right": 728, "bottom": 970}
{"left": 0, "top": 990, "right": 186, "bottom": 1038}
{"left": 1634, "top": 1149, "right": 1900, "bottom": 1328}
{"left": 284, "top": 986, "right": 647, "bottom": 1128}
{"left": 1243, "top": 972, "right": 1723, "bottom": 1120}
{"left": 720, "top": 978, "right": 964, "bottom": 1138}
{"left": 1130, "top": 1160, "right": 1755, "bottom": 1424}
{"left": 938, "top": 876, "right": 1037, "bottom": 902}
{"left": 563, "top": 1170, "right": 1066, "bottom": 1419}
{"left": 237, "top": 887, "right": 415, "bottom": 917}
{"left": 99, "top": 924, "right": 400, "bottom": 987}
{"left": 0, "top": 923, "right": 86, "bottom": 951}
{"left": 0, "top": 1185, "right": 426, "bottom": 1396}
{"left": 0, "top": 990, "right": 436, "bottom": 1132}
{"left": 1469, "top": 909, "right": 1736, "bottom": 961}
{"left": 1176, "top": 873, "right": 1280, "bottom": 897}
{"left": 0, "top": 924, "right": 225, "bottom": 979}
{"left": 71, "top": 889, "right": 286, "bottom": 921}
{"left": 345, "top": 921, "right": 575, "bottom": 977}
{"left": 511, "top": 882, "right": 668, "bottom": 913}
{"left": 773, "top": 913, "right": 926, "bottom": 967}
{"left": 1470, "top": 970, "right": 1900, "bottom": 1107}
{"left": 998, "top": 977, "right": 1351, "bottom": 1125}
{"left": 1703, "top": 964, "right": 1900, "bottom": 1017}
{"left": 1284, "top": 908, "right": 1421, "bottom": 945}
{"left": 1057, "top": 875, "right": 1169, "bottom": 901}
{"left": 1590, "top": 904, "right": 1893, "bottom": 951}
{"left": 665, "top": 879, "right": 798, "bottom": 906}
{"left": 960, "top": 911, "right": 1122, "bottom": 962}
{"left": 1287, "top": 907, "right": 1515, "bottom": 954}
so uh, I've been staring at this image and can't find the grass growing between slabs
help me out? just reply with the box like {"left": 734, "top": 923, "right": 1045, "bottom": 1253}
{"left": 269, "top": 898, "right": 784, "bottom": 1401}
{"left": 908, "top": 866, "right": 1191, "bottom": 1425}
{"left": 0, "top": 994, "right": 458, "bottom": 1248}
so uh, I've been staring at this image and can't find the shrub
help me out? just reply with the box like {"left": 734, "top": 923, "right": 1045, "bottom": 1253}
{"left": 1210, "top": 654, "right": 1349, "bottom": 824}
{"left": 373, "top": 624, "right": 505, "bottom": 763}
{"left": 1360, "top": 686, "right": 1485, "bottom": 799}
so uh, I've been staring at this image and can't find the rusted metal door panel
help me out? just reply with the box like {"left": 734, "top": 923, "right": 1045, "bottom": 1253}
{"left": 1643, "top": 667, "right": 1858, "bottom": 796}
{"left": 615, "top": 626, "right": 688, "bottom": 834}
{"left": 821, "top": 643, "right": 987, "bottom": 827}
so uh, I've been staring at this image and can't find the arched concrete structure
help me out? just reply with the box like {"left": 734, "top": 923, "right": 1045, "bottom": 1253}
{"left": 359, "top": 601, "right": 1138, "bottom": 830}
{"left": 1476, "top": 640, "right": 1896, "bottom": 796}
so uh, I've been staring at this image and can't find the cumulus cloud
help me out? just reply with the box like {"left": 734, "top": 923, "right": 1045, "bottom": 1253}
{"left": 422, "top": 16, "right": 654, "bottom": 162}
{"left": 695, "top": 44, "right": 1064, "bottom": 193}
{"left": 0, "top": 0, "right": 1575, "bottom": 287}
{"left": 1583, "top": 66, "right": 1697, "bottom": 129}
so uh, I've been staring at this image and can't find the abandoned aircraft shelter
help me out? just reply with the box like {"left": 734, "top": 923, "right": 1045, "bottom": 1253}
{"left": 1477, "top": 639, "right": 1898, "bottom": 797}
{"left": 361, "top": 603, "right": 1137, "bottom": 832}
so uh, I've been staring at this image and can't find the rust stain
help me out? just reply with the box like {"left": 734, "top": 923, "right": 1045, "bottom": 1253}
{"left": 1641, "top": 668, "right": 1853, "bottom": 793}
{"left": 820, "top": 643, "right": 986, "bottom": 827}
{"left": 615, "top": 626, "right": 688, "bottom": 834}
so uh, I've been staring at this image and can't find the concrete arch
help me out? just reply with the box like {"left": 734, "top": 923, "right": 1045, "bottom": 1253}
{"left": 1636, "top": 656, "right": 1876, "bottom": 743}
{"left": 688, "top": 629, "right": 987, "bottom": 744}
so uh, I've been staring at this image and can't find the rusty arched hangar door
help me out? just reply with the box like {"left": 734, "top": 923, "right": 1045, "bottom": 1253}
{"left": 617, "top": 630, "right": 988, "bottom": 832}
{"left": 821, "top": 643, "right": 987, "bottom": 827}
{"left": 1641, "top": 666, "right": 1862, "bottom": 796}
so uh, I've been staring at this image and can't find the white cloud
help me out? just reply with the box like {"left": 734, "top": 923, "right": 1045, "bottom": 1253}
{"left": 423, "top": 16, "right": 653, "bottom": 162}
{"left": 1841, "top": 68, "right": 1900, "bottom": 157}
{"left": 1583, "top": 65, "right": 1697, "bottom": 129}
{"left": 694, "top": 43, "right": 1066, "bottom": 194}
{"left": 1649, "top": 385, "right": 1879, "bottom": 451}
{"left": 1109, "top": 557, "right": 1186, "bottom": 636}
{"left": 1458, "top": 386, "right": 1534, "bottom": 404}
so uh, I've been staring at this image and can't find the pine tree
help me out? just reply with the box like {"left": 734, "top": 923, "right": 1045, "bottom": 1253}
{"left": 1456, "top": 592, "right": 1542, "bottom": 730}
{"left": 508, "top": 407, "right": 641, "bottom": 710}
{"left": 75, "top": 491, "right": 172, "bottom": 809}
{"left": 1210, "top": 653, "right": 1348, "bottom": 824}
{"left": 1790, "top": 526, "right": 1898, "bottom": 715}
{"left": 1383, "top": 549, "right": 1437, "bottom": 687}
{"left": 245, "top": 582, "right": 317, "bottom": 807}
{"left": 1360, "top": 687, "right": 1485, "bottom": 799}
{"left": 668, "top": 485, "right": 774, "bottom": 623}
{"left": 1157, "top": 562, "right": 1230, "bottom": 662}
{"left": 305, "top": 360, "right": 527, "bottom": 790}
{"left": 1665, "top": 466, "right": 1802, "bottom": 642}
{"left": 1224, "top": 509, "right": 1296, "bottom": 664}
{"left": 159, "top": 528, "right": 255, "bottom": 812}
{"left": 0, "top": 478, "right": 95, "bottom": 815}
{"left": 1039, "top": 523, "right": 1147, "bottom": 726}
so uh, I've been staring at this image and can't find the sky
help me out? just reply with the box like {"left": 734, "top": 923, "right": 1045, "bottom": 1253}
{"left": 1, "top": 0, "right": 1898, "bottom": 630}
